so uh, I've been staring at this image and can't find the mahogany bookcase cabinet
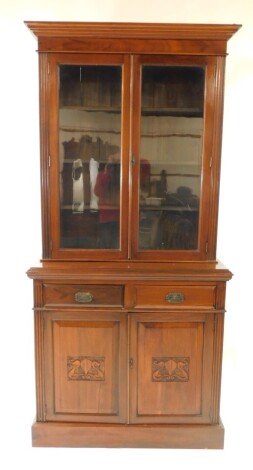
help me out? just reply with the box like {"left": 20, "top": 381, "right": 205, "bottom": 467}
{"left": 26, "top": 21, "right": 240, "bottom": 448}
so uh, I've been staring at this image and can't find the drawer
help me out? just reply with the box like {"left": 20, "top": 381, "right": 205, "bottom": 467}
{"left": 43, "top": 284, "right": 124, "bottom": 306}
{"left": 134, "top": 285, "right": 216, "bottom": 309}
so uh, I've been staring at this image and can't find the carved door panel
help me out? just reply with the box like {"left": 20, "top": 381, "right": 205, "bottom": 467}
{"left": 43, "top": 310, "right": 128, "bottom": 423}
{"left": 129, "top": 312, "right": 214, "bottom": 424}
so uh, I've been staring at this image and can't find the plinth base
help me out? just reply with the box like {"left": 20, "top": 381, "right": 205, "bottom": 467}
{"left": 32, "top": 420, "right": 224, "bottom": 449}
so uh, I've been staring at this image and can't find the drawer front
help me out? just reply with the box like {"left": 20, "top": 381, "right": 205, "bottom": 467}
{"left": 43, "top": 284, "right": 124, "bottom": 306}
{"left": 134, "top": 285, "right": 216, "bottom": 309}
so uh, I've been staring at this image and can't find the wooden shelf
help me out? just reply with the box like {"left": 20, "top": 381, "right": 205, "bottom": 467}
{"left": 59, "top": 105, "right": 202, "bottom": 117}
{"left": 60, "top": 105, "right": 121, "bottom": 113}
{"left": 142, "top": 107, "right": 203, "bottom": 117}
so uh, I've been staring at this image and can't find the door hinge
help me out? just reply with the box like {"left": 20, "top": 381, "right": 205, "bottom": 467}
{"left": 48, "top": 155, "right": 51, "bottom": 167}
{"left": 209, "top": 156, "right": 213, "bottom": 168}
{"left": 48, "top": 63, "right": 50, "bottom": 75}
{"left": 50, "top": 239, "right": 53, "bottom": 253}
{"left": 205, "top": 241, "right": 208, "bottom": 254}
{"left": 129, "top": 357, "right": 135, "bottom": 369}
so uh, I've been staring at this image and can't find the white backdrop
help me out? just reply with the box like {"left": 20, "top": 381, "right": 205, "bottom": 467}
{"left": 1, "top": 1, "right": 252, "bottom": 468}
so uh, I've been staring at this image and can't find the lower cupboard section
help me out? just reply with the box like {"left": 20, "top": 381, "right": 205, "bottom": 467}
{"left": 40, "top": 309, "right": 218, "bottom": 426}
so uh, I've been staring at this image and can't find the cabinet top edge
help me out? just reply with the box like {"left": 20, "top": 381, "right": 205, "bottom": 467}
{"left": 26, "top": 260, "right": 233, "bottom": 282}
{"left": 24, "top": 21, "right": 241, "bottom": 42}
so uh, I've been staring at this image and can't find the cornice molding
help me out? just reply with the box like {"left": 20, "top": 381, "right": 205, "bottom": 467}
{"left": 25, "top": 21, "right": 241, "bottom": 41}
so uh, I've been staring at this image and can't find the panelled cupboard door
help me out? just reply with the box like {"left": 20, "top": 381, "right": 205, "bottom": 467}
{"left": 129, "top": 312, "right": 214, "bottom": 424}
{"left": 43, "top": 310, "right": 128, "bottom": 423}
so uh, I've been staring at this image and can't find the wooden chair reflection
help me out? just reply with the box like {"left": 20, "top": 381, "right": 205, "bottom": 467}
{"left": 159, "top": 214, "right": 197, "bottom": 250}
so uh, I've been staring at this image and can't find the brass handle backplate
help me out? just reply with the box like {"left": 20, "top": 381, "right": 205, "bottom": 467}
{"left": 165, "top": 292, "right": 185, "bottom": 304}
{"left": 74, "top": 292, "right": 94, "bottom": 303}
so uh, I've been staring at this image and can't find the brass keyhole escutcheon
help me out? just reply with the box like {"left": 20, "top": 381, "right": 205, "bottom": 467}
{"left": 129, "top": 358, "right": 135, "bottom": 369}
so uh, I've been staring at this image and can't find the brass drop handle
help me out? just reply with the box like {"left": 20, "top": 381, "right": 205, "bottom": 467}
{"left": 74, "top": 292, "right": 94, "bottom": 303}
{"left": 165, "top": 292, "right": 185, "bottom": 304}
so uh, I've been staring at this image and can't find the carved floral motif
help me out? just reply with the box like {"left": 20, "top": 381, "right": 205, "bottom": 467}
{"left": 67, "top": 356, "right": 105, "bottom": 381}
{"left": 152, "top": 357, "right": 190, "bottom": 382}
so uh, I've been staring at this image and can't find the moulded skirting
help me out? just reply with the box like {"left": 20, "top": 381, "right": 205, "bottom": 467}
{"left": 32, "top": 420, "right": 224, "bottom": 449}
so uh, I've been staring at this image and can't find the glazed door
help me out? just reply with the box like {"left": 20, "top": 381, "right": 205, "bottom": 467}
{"left": 129, "top": 312, "right": 214, "bottom": 423}
{"left": 48, "top": 54, "right": 131, "bottom": 259}
{"left": 45, "top": 53, "right": 221, "bottom": 262}
{"left": 130, "top": 55, "right": 218, "bottom": 261}
{"left": 43, "top": 310, "right": 128, "bottom": 423}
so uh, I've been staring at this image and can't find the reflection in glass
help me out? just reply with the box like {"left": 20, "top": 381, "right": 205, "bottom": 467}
{"left": 58, "top": 65, "right": 122, "bottom": 249}
{"left": 139, "top": 66, "right": 205, "bottom": 251}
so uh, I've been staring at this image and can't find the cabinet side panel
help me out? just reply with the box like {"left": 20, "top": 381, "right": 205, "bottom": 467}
{"left": 207, "top": 56, "right": 226, "bottom": 259}
{"left": 33, "top": 281, "right": 46, "bottom": 421}
{"left": 211, "top": 311, "right": 225, "bottom": 422}
{"left": 39, "top": 54, "right": 51, "bottom": 258}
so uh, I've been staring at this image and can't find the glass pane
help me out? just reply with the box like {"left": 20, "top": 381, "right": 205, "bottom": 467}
{"left": 139, "top": 66, "right": 204, "bottom": 250}
{"left": 59, "top": 65, "right": 122, "bottom": 249}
